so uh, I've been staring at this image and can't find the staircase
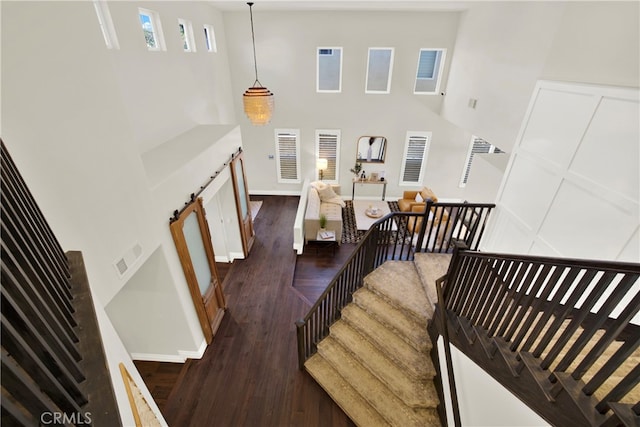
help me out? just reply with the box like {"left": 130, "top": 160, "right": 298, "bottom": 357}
{"left": 296, "top": 205, "right": 638, "bottom": 427}
{"left": 304, "top": 253, "right": 451, "bottom": 427}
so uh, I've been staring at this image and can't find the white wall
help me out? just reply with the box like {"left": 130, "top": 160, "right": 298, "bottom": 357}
{"left": 484, "top": 81, "right": 639, "bottom": 261}
{"left": 438, "top": 338, "right": 550, "bottom": 427}
{"left": 440, "top": 2, "right": 566, "bottom": 155}
{"left": 442, "top": 3, "right": 639, "bottom": 426}
{"left": 540, "top": 1, "right": 640, "bottom": 88}
{"left": 95, "top": 301, "right": 168, "bottom": 426}
{"left": 2, "top": 1, "right": 242, "bottom": 422}
{"left": 222, "top": 9, "right": 494, "bottom": 201}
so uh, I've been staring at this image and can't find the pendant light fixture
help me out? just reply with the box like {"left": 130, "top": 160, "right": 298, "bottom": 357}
{"left": 243, "top": 2, "right": 274, "bottom": 125}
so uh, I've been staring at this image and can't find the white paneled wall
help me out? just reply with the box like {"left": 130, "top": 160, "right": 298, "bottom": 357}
{"left": 483, "top": 80, "right": 639, "bottom": 262}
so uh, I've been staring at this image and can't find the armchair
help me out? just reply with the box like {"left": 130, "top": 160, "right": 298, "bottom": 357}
{"left": 397, "top": 187, "right": 438, "bottom": 213}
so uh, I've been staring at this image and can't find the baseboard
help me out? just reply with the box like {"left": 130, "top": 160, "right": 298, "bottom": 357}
{"left": 229, "top": 251, "right": 245, "bottom": 260}
{"left": 130, "top": 352, "right": 187, "bottom": 363}
{"left": 131, "top": 339, "right": 208, "bottom": 363}
{"left": 250, "top": 190, "right": 302, "bottom": 196}
{"left": 178, "top": 339, "right": 207, "bottom": 360}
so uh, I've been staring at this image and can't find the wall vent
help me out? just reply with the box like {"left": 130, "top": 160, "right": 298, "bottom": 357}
{"left": 113, "top": 243, "right": 143, "bottom": 278}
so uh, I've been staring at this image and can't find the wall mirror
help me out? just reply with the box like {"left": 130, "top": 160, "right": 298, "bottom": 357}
{"left": 356, "top": 136, "right": 386, "bottom": 163}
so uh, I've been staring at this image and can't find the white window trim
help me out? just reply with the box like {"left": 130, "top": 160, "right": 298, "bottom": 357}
{"left": 413, "top": 48, "right": 446, "bottom": 95}
{"left": 203, "top": 24, "right": 217, "bottom": 53}
{"left": 317, "top": 46, "right": 343, "bottom": 93}
{"left": 93, "top": 0, "right": 119, "bottom": 50}
{"left": 399, "top": 131, "right": 431, "bottom": 186}
{"left": 315, "top": 129, "right": 341, "bottom": 183}
{"left": 365, "top": 47, "right": 394, "bottom": 94}
{"left": 275, "top": 129, "right": 301, "bottom": 184}
{"left": 178, "top": 18, "right": 196, "bottom": 52}
{"left": 139, "top": 8, "right": 166, "bottom": 52}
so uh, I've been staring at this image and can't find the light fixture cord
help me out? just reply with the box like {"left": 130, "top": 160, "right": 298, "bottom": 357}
{"left": 248, "top": 2, "right": 260, "bottom": 86}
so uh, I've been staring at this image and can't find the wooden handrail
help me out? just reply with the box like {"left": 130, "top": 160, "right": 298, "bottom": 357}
{"left": 441, "top": 246, "right": 640, "bottom": 423}
{"left": 295, "top": 202, "right": 495, "bottom": 367}
{"left": 1, "top": 140, "right": 120, "bottom": 425}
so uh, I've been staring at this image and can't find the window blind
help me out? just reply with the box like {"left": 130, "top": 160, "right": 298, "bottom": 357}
{"left": 417, "top": 50, "right": 437, "bottom": 79}
{"left": 317, "top": 130, "right": 339, "bottom": 181}
{"left": 459, "top": 137, "right": 504, "bottom": 187}
{"left": 401, "top": 133, "right": 429, "bottom": 184}
{"left": 275, "top": 130, "right": 300, "bottom": 183}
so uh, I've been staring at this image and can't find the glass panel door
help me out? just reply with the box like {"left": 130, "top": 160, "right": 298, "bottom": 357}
{"left": 170, "top": 198, "right": 226, "bottom": 344}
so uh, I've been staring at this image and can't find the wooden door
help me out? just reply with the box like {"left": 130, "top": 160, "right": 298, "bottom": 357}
{"left": 170, "top": 197, "right": 226, "bottom": 344}
{"left": 230, "top": 151, "right": 255, "bottom": 256}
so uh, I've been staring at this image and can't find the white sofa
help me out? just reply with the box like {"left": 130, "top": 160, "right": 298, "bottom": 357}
{"left": 304, "top": 181, "right": 344, "bottom": 245}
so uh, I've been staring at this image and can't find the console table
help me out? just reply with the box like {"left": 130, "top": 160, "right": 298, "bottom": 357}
{"left": 352, "top": 178, "right": 387, "bottom": 200}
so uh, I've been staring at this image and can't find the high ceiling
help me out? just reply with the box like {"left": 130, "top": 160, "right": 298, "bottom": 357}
{"left": 208, "top": 0, "right": 474, "bottom": 12}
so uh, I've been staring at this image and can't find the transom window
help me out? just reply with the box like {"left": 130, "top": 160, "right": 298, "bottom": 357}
{"left": 178, "top": 19, "right": 196, "bottom": 52}
{"left": 414, "top": 49, "right": 446, "bottom": 94}
{"left": 139, "top": 8, "right": 166, "bottom": 51}
{"left": 93, "top": 0, "right": 119, "bottom": 49}
{"left": 203, "top": 25, "right": 217, "bottom": 53}
{"left": 317, "top": 47, "right": 343, "bottom": 93}
{"left": 365, "top": 48, "right": 394, "bottom": 94}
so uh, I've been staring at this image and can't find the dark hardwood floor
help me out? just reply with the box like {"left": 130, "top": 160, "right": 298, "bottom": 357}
{"left": 137, "top": 195, "right": 355, "bottom": 427}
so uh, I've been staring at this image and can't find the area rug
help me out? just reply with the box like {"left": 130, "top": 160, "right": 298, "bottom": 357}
{"left": 250, "top": 200, "right": 263, "bottom": 221}
{"left": 341, "top": 200, "right": 400, "bottom": 244}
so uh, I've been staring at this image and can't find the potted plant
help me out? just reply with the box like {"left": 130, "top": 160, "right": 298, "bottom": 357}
{"left": 319, "top": 213, "right": 327, "bottom": 230}
{"left": 350, "top": 162, "right": 363, "bottom": 179}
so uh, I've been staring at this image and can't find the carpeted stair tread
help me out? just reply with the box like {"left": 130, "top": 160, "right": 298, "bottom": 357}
{"left": 364, "top": 261, "right": 432, "bottom": 323}
{"left": 305, "top": 353, "right": 390, "bottom": 427}
{"left": 330, "top": 320, "right": 438, "bottom": 407}
{"left": 413, "top": 253, "right": 452, "bottom": 309}
{"left": 341, "top": 304, "right": 435, "bottom": 380}
{"left": 317, "top": 337, "right": 441, "bottom": 427}
{"left": 353, "top": 288, "right": 430, "bottom": 352}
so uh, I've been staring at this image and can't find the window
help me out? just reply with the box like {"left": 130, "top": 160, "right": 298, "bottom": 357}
{"left": 316, "top": 130, "right": 340, "bottom": 182}
{"left": 365, "top": 48, "right": 394, "bottom": 94}
{"left": 459, "top": 136, "right": 504, "bottom": 187}
{"left": 178, "top": 19, "right": 196, "bottom": 52}
{"left": 399, "top": 131, "right": 431, "bottom": 185}
{"left": 414, "top": 49, "right": 446, "bottom": 94}
{"left": 93, "top": 0, "right": 119, "bottom": 49}
{"left": 275, "top": 129, "right": 301, "bottom": 183}
{"left": 317, "top": 47, "right": 342, "bottom": 93}
{"left": 203, "top": 25, "right": 217, "bottom": 52}
{"left": 138, "top": 8, "right": 166, "bottom": 51}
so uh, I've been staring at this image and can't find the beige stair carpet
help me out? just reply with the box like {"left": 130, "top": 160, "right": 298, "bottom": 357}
{"left": 305, "top": 258, "right": 445, "bottom": 427}
{"left": 413, "top": 253, "right": 452, "bottom": 309}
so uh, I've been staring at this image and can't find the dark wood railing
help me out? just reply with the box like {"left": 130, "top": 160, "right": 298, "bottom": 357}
{"left": 1, "top": 140, "right": 119, "bottom": 426}
{"left": 295, "top": 202, "right": 495, "bottom": 368}
{"left": 437, "top": 243, "right": 640, "bottom": 426}
{"left": 434, "top": 274, "right": 462, "bottom": 427}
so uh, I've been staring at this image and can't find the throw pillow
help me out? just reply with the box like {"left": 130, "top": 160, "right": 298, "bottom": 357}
{"left": 310, "top": 181, "right": 327, "bottom": 191}
{"left": 317, "top": 184, "right": 337, "bottom": 201}
{"left": 317, "top": 185, "right": 345, "bottom": 207}
{"left": 415, "top": 192, "right": 424, "bottom": 203}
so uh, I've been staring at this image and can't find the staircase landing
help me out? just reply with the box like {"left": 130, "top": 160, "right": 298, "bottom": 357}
{"left": 305, "top": 254, "right": 451, "bottom": 427}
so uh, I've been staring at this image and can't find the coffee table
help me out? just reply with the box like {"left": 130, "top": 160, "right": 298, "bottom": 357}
{"left": 352, "top": 200, "right": 396, "bottom": 231}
